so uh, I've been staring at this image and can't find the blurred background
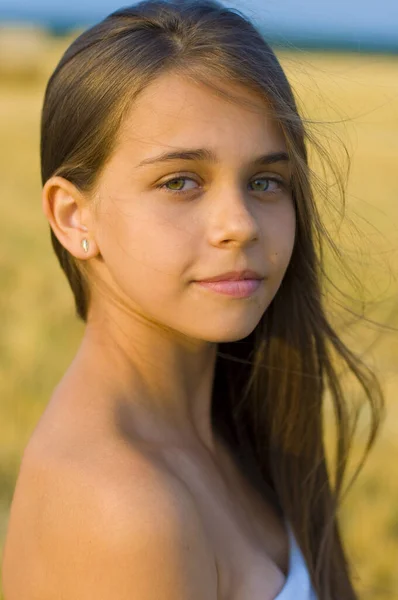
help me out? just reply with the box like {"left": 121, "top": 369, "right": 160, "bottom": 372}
{"left": 0, "top": 1, "right": 397, "bottom": 598}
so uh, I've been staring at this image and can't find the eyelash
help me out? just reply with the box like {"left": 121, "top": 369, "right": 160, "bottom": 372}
{"left": 156, "top": 175, "right": 287, "bottom": 196}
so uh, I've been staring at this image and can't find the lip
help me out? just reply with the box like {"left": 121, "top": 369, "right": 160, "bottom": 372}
{"left": 196, "top": 269, "right": 263, "bottom": 283}
{"left": 195, "top": 279, "right": 262, "bottom": 298}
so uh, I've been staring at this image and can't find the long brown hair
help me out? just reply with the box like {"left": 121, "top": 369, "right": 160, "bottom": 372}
{"left": 40, "top": 2, "right": 384, "bottom": 598}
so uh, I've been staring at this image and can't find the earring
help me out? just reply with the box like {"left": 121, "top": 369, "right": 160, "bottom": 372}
{"left": 81, "top": 238, "right": 89, "bottom": 253}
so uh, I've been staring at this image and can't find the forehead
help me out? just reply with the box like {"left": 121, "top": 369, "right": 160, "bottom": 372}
{"left": 115, "top": 71, "right": 287, "bottom": 159}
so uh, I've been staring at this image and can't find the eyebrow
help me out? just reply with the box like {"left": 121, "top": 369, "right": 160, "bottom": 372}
{"left": 136, "top": 148, "right": 290, "bottom": 168}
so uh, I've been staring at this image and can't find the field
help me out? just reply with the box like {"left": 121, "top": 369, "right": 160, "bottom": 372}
{"left": 0, "top": 29, "right": 397, "bottom": 598}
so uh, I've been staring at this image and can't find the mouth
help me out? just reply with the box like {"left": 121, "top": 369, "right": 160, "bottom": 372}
{"left": 196, "top": 269, "right": 263, "bottom": 283}
{"left": 194, "top": 278, "right": 263, "bottom": 298}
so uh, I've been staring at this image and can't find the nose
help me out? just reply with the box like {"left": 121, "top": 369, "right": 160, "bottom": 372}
{"left": 207, "top": 185, "right": 260, "bottom": 247}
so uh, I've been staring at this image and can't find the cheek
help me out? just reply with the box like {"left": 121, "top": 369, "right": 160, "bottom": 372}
{"left": 266, "top": 202, "right": 296, "bottom": 271}
{"left": 96, "top": 205, "right": 189, "bottom": 295}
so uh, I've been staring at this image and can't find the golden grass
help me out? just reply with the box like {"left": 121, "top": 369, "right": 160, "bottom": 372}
{"left": 0, "top": 32, "right": 397, "bottom": 599}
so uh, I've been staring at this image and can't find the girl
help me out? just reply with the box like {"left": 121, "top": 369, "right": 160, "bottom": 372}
{"left": 2, "top": 1, "right": 383, "bottom": 599}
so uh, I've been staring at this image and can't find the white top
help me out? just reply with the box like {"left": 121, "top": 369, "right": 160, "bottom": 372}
{"left": 273, "top": 524, "right": 318, "bottom": 600}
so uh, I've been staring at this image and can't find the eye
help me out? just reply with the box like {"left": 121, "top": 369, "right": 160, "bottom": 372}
{"left": 159, "top": 176, "right": 199, "bottom": 193}
{"left": 249, "top": 177, "right": 284, "bottom": 193}
{"left": 157, "top": 175, "right": 287, "bottom": 196}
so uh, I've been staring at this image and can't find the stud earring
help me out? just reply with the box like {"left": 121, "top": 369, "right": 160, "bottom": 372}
{"left": 81, "top": 238, "right": 89, "bottom": 253}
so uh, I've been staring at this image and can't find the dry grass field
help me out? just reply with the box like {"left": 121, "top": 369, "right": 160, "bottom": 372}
{"left": 0, "top": 29, "right": 397, "bottom": 599}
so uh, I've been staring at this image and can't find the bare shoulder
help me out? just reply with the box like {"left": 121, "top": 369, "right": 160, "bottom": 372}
{"left": 2, "top": 441, "right": 219, "bottom": 599}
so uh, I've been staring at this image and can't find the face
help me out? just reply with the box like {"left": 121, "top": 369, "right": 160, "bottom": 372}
{"left": 88, "top": 71, "right": 296, "bottom": 344}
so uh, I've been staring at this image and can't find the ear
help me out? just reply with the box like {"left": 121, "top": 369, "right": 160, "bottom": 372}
{"left": 42, "top": 176, "right": 99, "bottom": 259}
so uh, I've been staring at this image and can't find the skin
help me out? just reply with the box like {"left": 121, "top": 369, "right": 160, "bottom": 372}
{"left": 42, "top": 70, "right": 296, "bottom": 459}
{"left": 1, "top": 70, "right": 296, "bottom": 599}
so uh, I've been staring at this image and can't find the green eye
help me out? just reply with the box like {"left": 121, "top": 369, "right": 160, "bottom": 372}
{"left": 158, "top": 175, "right": 285, "bottom": 196}
{"left": 161, "top": 177, "right": 198, "bottom": 192}
{"left": 249, "top": 178, "right": 281, "bottom": 192}
{"left": 166, "top": 178, "right": 184, "bottom": 190}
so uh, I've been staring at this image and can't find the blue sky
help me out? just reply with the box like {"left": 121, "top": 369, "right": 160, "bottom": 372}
{"left": 1, "top": 0, "right": 398, "bottom": 46}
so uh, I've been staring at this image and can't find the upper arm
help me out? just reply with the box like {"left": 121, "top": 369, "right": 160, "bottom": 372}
{"left": 18, "top": 458, "right": 219, "bottom": 600}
